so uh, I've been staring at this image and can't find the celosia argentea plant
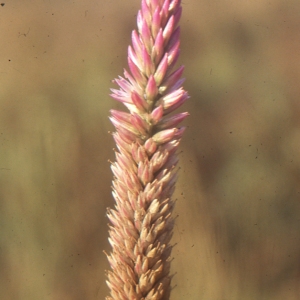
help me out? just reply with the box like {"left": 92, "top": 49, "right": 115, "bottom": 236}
{"left": 105, "top": 0, "right": 189, "bottom": 299}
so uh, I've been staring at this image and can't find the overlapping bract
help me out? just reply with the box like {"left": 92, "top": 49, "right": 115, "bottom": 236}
{"left": 106, "top": 0, "right": 188, "bottom": 299}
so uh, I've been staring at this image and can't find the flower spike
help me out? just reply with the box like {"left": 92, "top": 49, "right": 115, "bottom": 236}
{"left": 107, "top": 0, "right": 188, "bottom": 299}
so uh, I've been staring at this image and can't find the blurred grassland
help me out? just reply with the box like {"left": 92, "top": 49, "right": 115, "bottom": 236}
{"left": 1, "top": 0, "right": 300, "bottom": 299}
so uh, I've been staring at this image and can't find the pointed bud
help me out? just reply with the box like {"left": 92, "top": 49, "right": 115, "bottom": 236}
{"left": 142, "top": 46, "right": 154, "bottom": 77}
{"left": 157, "top": 112, "right": 189, "bottom": 130}
{"left": 145, "top": 75, "right": 158, "bottom": 102}
{"left": 154, "top": 53, "right": 168, "bottom": 86}
{"left": 167, "top": 39, "right": 180, "bottom": 67}
{"left": 152, "top": 29, "right": 164, "bottom": 65}
{"left": 113, "top": 76, "right": 130, "bottom": 94}
{"left": 116, "top": 125, "right": 138, "bottom": 143}
{"left": 132, "top": 142, "right": 148, "bottom": 164}
{"left": 141, "top": 0, "right": 151, "bottom": 25}
{"left": 109, "top": 116, "right": 138, "bottom": 135}
{"left": 136, "top": 10, "right": 143, "bottom": 35}
{"left": 173, "top": 5, "right": 182, "bottom": 28}
{"left": 138, "top": 160, "right": 154, "bottom": 186}
{"left": 128, "top": 45, "right": 142, "bottom": 72}
{"left": 163, "top": 15, "right": 175, "bottom": 46}
{"left": 110, "top": 88, "right": 131, "bottom": 104}
{"left": 166, "top": 26, "right": 180, "bottom": 52}
{"left": 131, "top": 113, "right": 149, "bottom": 136}
{"left": 141, "top": 18, "right": 153, "bottom": 52}
{"left": 152, "top": 7, "right": 161, "bottom": 38}
{"left": 131, "top": 90, "right": 148, "bottom": 112}
{"left": 110, "top": 109, "right": 132, "bottom": 123}
{"left": 112, "top": 132, "right": 132, "bottom": 154}
{"left": 144, "top": 138, "right": 157, "bottom": 155}
{"left": 150, "top": 105, "right": 164, "bottom": 124}
{"left": 152, "top": 128, "right": 178, "bottom": 144}
{"left": 131, "top": 30, "right": 143, "bottom": 59}
{"left": 170, "top": 0, "right": 181, "bottom": 12}
{"left": 128, "top": 56, "right": 147, "bottom": 86}
{"left": 161, "top": 0, "right": 171, "bottom": 25}
{"left": 162, "top": 88, "right": 188, "bottom": 114}
{"left": 161, "top": 65, "right": 184, "bottom": 91}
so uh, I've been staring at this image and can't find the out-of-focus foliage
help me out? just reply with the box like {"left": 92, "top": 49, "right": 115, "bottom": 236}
{"left": 0, "top": 1, "right": 300, "bottom": 299}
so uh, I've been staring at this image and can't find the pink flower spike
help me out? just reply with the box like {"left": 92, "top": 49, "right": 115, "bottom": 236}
{"left": 107, "top": 0, "right": 188, "bottom": 298}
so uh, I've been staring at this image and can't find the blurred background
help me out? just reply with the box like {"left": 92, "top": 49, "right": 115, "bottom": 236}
{"left": 0, "top": 0, "right": 300, "bottom": 299}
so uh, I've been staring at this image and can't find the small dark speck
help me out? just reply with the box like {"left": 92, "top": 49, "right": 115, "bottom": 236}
{"left": 229, "top": 131, "right": 232, "bottom": 134}
{"left": 191, "top": 244, "right": 194, "bottom": 247}
{"left": 43, "top": 274, "right": 45, "bottom": 276}
{"left": 1, "top": 3, "right": 5, "bottom": 7}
